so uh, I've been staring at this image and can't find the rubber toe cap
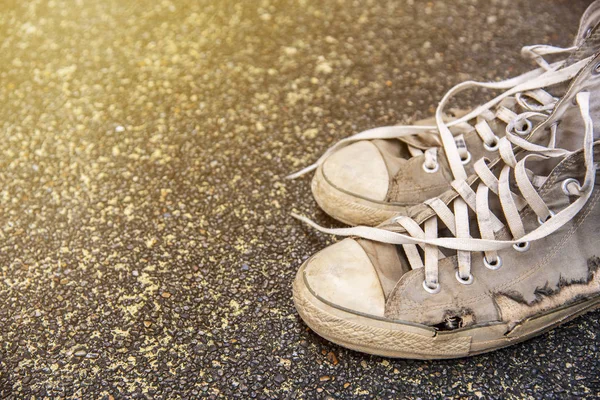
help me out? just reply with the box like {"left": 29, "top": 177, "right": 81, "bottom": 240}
{"left": 322, "top": 141, "right": 389, "bottom": 201}
{"left": 303, "top": 238, "right": 385, "bottom": 316}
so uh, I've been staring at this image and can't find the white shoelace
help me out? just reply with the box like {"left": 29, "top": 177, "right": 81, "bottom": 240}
{"left": 293, "top": 91, "right": 597, "bottom": 293}
{"left": 287, "top": 45, "right": 584, "bottom": 180}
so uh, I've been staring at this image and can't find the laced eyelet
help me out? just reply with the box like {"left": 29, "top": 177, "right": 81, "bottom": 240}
{"left": 422, "top": 280, "right": 441, "bottom": 294}
{"left": 514, "top": 119, "right": 533, "bottom": 135}
{"left": 483, "top": 137, "right": 500, "bottom": 152}
{"left": 460, "top": 151, "right": 472, "bottom": 165}
{"left": 422, "top": 162, "right": 439, "bottom": 173}
{"left": 594, "top": 62, "right": 600, "bottom": 75}
{"left": 483, "top": 256, "right": 502, "bottom": 270}
{"left": 537, "top": 210, "right": 556, "bottom": 225}
{"left": 513, "top": 242, "right": 531, "bottom": 252}
{"left": 561, "top": 178, "right": 582, "bottom": 196}
{"left": 455, "top": 271, "right": 474, "bottom": 285}
{"left": 584, "top": 27, "right": 593, "bottom": 39}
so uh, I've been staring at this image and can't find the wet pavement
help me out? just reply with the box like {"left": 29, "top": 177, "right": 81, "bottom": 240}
{"left": 0, "top": 0, "right": 598, "bottom": 398}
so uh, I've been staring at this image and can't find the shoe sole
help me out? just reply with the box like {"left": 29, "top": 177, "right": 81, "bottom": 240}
{"left": 311, "top": 165, "right": 407, "bottom": 226}
{"left": 293, "top": 261, "right": 600, "bottom": 359}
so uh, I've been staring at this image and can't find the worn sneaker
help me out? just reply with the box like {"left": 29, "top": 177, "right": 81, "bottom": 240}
{"left": 292, "top": 51, "right": 600, "bottom": 359}
{"left": 288, "top": 2, "right": 600, "bottom": 227}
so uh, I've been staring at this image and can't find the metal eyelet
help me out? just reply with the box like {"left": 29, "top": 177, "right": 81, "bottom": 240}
{"left": 422, "top": 162, "right": 439, "bottom": 173}
{"left": 514, "top": 119, "right": 533, "bottom": 135}
{"left": 483, "top": 137, "right": 500, "bottom": 152}
{"left": 537, "top": 210, "right": 556, "bottom": 225}
{"left": 455, "top": 271, "right": 474, "bottom": 285}
{"left": 594, "top": 62, "right": 600, "bottom": 75}
{"left": 422, "top": 280, "right": 441, "bottom": 294}
{"left": 460, "top": 151, "right": 472, "bottom": 165}
{"left": 513, "top": 242, "right": 531, "bottom": 252}
{"left": 483, "top": 255, "right": 502, "bottom": 270}
{"left": 584, "top": 27, "right": 593, "bottom": 39}
{"left": 561, "top": 178, "right": 582, "bottom": 196}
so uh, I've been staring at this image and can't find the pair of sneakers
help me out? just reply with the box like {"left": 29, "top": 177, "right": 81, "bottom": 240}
{"left": 289, "top": 1, "right": 600, "bottom": 359}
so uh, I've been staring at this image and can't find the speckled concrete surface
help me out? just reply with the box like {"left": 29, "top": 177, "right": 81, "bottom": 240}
{"left": 0, "top": 0, "right": 598, "bottom": 398}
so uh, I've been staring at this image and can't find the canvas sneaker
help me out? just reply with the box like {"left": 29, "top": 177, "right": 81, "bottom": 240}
{"left": 292, "top": 49, "right": 600, "bottom": 359}
{"left": 288, "top": 1, "right": 600, "bottom": 227}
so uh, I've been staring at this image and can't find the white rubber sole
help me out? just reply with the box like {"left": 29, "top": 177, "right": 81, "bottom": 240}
{"left": 293, "top": 261, "right": 600, "bottom": 359}
{"left": 311, "top": 165, "right": 407, "bottom": 226}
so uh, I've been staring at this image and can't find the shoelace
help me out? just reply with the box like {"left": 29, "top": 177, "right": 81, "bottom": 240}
{"left": 294, "top": 91, "right": 596, "bottom": 294}
{"left": 287, "top": 44, "right": 583, "bottom": 180}
{"left": 417, "top": 45, "right": 579, "bottom": 171}
{"left": 418, "top": 94, "right": 554, "bottom": 173}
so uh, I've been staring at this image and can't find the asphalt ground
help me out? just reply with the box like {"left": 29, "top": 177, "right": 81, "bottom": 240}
{"left": 0, "top": 0, "right": 598, "bottom": 398}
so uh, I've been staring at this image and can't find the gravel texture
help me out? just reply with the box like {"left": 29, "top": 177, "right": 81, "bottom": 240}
{"left": 0, "top": 0, "right": 599, "bottom": 398}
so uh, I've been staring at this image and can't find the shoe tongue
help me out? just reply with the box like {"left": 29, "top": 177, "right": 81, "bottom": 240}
{"left": 529, "top": 53, "right": 600, "bottom": 156}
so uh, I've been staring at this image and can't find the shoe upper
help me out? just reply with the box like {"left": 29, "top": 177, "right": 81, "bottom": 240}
{"left": 300, "top": 51, "right": 600, "bottom": 331}
{"left": 384, "top": 146, "right": 600, "bottom": 328}
{"left": 320, "top": 96, "right": 551, "bottom": 205}
{"left": 292, "top": 1, "right": 600, "bottom": 217}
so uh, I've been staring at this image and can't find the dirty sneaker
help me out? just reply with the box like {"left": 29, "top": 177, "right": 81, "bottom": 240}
{"left": 292, "top": 52, "right": 600, "bottom": 359}
{"left": 288, "top": 1, "right": 600, "bottom": 227}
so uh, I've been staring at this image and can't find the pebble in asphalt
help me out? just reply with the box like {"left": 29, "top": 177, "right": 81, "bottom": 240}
{"left": 0, "top": 0, "right": 598, "bottom": 398}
